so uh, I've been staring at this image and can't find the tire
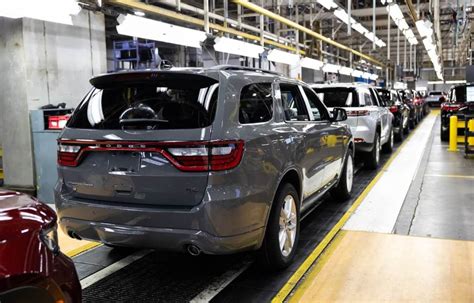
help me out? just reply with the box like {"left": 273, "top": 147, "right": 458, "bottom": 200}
{"left": 260, "top": 183, "right": 300, "bottom": 270}
{"left": 365, "top": 132, "right": 381, "bottom": 170}
{"left": 382, "top": 128, "right": 394, "bottom": 153}
{"left": 403, "top": 121, "right": 410, "bottom": 135}
{"left": 330, "top": 150, "right": 354, "bottom": 201}
{"left": 395, "top": 126, "right": 404, "bottom": 142}
{"left": 440, "top": 123, "right": 449, "bottom": 142}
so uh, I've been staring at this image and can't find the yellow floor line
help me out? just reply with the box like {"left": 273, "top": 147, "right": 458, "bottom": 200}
{"left": 271, "top": 113, "right": 436, "bottom": 303}
{"left": 65, "top": 242, "right": 102, "bottom": 258}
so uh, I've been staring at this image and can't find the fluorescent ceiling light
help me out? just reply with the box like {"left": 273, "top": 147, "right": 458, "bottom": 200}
{"left": 334, "top": 9, "right": 356, "bottom": 25}
{"left": 446, "top": 80, "right": 466, "bottom": 84}
{"left": 339, "top": 66, "right": 353, "bottom": 76}
{"left": 375, "top": 39, "right": 386, "bottom": 47}
{"left": 214, "top": 37, "right": 264, "bottom": 59}
{"left": 322, "top": 63, "right": 340, "bottom": 73}
{"left": 0, "top": 0, "right": 81, "bottom": 25}
{"left": 117, "top": 14, "right": 207, "bottom": 48}
{"left": 352, "top": 23, "right": 368, "bottom": 35}
{"left": 364, "top": 32, "right": 376, "bottom": 42}
{"left": 352, "top": 70, "right": 363, "bottom": 78}
{"left": 369, "top": 74, "right": 379, "bottom": 80}
{"left": 267, "top": 49, "right": 300, "bottom": 65}
{"left": 387, "top": 4, "right": 404, "bottom": 21}
{"left": 415, "top": 20, "right": 433, "bottom": 38}
{"left": 317, "top": 0, "right": 338, "bottom": 10}
{"left": 300, "top": 57, "right": 324, "bottom": 70}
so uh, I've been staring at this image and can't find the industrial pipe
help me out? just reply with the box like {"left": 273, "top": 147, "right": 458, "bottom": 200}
{"left": 233, "top": 0, "right": 385, "bottom": 67}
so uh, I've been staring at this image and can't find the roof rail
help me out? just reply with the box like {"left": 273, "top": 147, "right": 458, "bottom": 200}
{"left": 211, "top": 65, "right": 283, "bottom": 76}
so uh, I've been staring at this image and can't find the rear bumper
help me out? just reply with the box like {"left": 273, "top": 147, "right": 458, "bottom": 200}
{"left": 59, "top": 216, "right": 263, "bottom": 255}
{"left": 54, "top": 181, "right": 268, "bottom": 255}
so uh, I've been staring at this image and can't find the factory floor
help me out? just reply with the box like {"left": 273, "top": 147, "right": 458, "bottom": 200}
{"left": 288, "top": 111, "right": 474, "bottom": 302}
{"left": 51, "top": 110, "right": 473, "bottom": 302}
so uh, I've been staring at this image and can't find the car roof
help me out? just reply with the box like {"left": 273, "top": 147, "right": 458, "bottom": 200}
{"left": 90, "top": 65, "right": 303, "bottom": 87}
{"left": 309, "top": 82, "right": 375, "bottom": 89}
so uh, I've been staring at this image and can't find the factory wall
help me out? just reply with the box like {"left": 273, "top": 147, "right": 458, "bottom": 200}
{"left": 0, "top": 11, "right": 106, "bottom": 188}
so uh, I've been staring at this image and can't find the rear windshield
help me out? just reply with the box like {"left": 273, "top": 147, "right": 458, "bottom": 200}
{"left": 429, "top": 91, "right": 442, "bottom": 96}
{"left": 398, "top": 90, "right": 412, "bottom": 100}
{"left": 377, "top": 90, "right": 394, "bottom": 106}
{"left": 313, "top": 87, "right": 359, "bottom": 107}
{"left": 68, "top": 78, "right": 219, "bottom": 130}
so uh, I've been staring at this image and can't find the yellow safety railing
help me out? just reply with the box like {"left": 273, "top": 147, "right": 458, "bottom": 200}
{"left": 448, "top": 115, "right": 474, "bottom": 152}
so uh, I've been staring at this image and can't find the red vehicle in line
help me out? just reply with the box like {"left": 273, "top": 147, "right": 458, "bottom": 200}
{"left": 0, "top": 191, "right": 81, "bottom": 303}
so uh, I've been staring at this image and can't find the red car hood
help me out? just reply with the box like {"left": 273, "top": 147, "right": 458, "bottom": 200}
{"left": 0, "top": 191, "right": 56, "bottom": 278}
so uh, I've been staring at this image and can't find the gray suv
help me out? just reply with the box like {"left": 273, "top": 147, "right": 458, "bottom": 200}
{"left": 55, "top": 66, "right": 354, "bottom": 269}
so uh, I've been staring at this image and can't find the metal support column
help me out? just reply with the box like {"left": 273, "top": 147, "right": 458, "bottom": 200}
{"left": 204, "top": 0, "right": 209, "bottom": 33}
{"left": 373, "top": 0, "right": 376, "bottom": 50}
{"left": 387, "top": 5, "right": 390, "bottom": 86}
{"left": 347, "top": 0, "right": 351, "bottom": 35}
{"left": 404, "top": 38, "right": 407, "bottom": 71}
{"left": 259, "top": 0, "right": 264, "bottom": 46}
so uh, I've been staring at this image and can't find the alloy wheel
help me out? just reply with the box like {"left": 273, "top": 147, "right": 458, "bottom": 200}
{"left": 346, "top": 155, "right": 353, "bottom": 193}
{"left": 279, "top": 195, "right": 297, "bottom": 257}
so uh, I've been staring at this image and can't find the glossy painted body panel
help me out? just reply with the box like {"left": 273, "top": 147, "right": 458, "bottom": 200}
{"left": 55, "top": 69, "right": 352, "bottom": 254}
{"left": 0, "top": 191, "right": 81, "bottom": 303}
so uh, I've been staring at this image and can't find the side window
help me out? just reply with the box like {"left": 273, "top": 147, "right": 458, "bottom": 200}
{"left": 369, "top": 89, "right": 380, "bottom": 106}
{"left": 239, "top": 83, "right": 273, "bottom": 124}
{"left": 362, "top": 91, "right": 373, "bottom": 106}
{"left": 303, "top": 87, "right": 329, "bottom": 121}
{"left": 280, "top": 84, "right": 310, "bottom": 121}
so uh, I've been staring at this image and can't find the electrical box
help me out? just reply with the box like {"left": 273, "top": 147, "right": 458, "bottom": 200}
{"left": 31, "top": 109, "right": 73, "bottom": 203}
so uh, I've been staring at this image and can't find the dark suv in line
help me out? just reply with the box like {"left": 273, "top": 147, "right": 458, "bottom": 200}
{"left": 54, "top": 66, "right": 354, "bottom": 269}
{"left": 376, "top": 88, "right": 410, "bottom": 142}
{"left": 440, "top": 84, "right": 467, "bottom": 141}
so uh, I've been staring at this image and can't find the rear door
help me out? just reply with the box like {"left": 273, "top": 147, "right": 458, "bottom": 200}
{"left": 58, "top": 72, "right": 220, "bottom": 208}
{"left": 301, "top": 86, "right": 343, "bottom": 184}
{"left": 279, "top": 83, "right": 327, "bottom": 201}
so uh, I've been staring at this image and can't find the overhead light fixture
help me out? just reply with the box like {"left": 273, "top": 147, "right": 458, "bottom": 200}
{"left": 375, "top": 39, "right": 386, "bottom": 47}
{"left": 317, "top": 0, "right": 338, "bottom": 10}
{"left": 334, "top": 9, "right": 356, "bottom": 25}
{"left": 445, "top": 80, "right": 466, "bottom": 84}
{"left": 116, "top": 14, "right": 207, "bottom": 49}
{"left": 339, "top": 66, "right": 354, "bottom": 76}
{"left": 369, "top": 74, "right": 379, "bottom": 80}
{"left": 352, "top": 23, "right": 368, "bottom": 35}
{"left": 134, "top": 11, "right": 145, "bottom": 17}
{"left": 300, "top": 57, "right": 324, "bottom": 70}
{"left": 213, "top": 37, "right": 264, "bottom": 58}
{"left": 0, "top": 0, "right": 81, "bottom": 25}
{"left": 322, "top": 63, "right": 340, "bottom": 73}
{"left": 267, "top": 49, "right": 300, "bottom": 65}
{"left": 352, "top": 70, "right": 364, "bottom": 78}
{"left": 386, "top": 4, "right": 417, "bottom": 45}
{"left": 415, "top": 20, "right": 433, "bottom": 38}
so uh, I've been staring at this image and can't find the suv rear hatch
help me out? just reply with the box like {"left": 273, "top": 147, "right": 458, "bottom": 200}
{"left": 58, "top": 71, "right": 241, "bottom": 208}
{"left": 313, "top": 86, "right": 360, "bottom": 129}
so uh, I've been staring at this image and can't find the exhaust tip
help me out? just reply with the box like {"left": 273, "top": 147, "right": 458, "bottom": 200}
{"left": 67, "top": 230, "right": 82, "bottom": 240}
{"left": 186, "top": 244, "right": 201, "bottom": 256}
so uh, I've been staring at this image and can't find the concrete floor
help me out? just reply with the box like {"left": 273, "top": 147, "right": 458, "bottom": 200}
{"left": 57, "top": 112, "right": 473, "bottom": 302}
{"left": 289, "top": 113, "right": 474, "bottom": 302}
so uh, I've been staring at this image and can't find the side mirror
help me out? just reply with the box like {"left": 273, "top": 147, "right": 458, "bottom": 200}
{"left": 332, "top": 108, "right": 347, "bottom": 122}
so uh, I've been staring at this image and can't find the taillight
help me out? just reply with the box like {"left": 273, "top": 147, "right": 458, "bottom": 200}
{"left": 166, "top": 141, "right": 244, "bottom": 171}
{"left": 57, "top": 140, "right": 245, "bottom": 172}
{"left": 347, "top": 110, "right": 369, "bottom": 116}
{"left": 441, "top": 103, "right": 461, "bottom": 112}
{"left": 389, "top": 105, "right": 398, "bottom": 113}
{"left": 57, "top": 144, "right": 81, "bottom": 167}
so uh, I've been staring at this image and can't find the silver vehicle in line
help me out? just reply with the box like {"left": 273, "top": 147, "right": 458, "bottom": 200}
{"left": 55, "top": 66, "right": 354, "bottom": 269}
{"left": 311, "top": 83, "right": 394, "bottom": 169}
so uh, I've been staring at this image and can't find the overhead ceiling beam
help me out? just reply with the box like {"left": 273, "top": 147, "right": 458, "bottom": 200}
{"left": 233, "top": 0, "right": 385, "bottom": 66}
{"left": 107, "top": 0, "right": 306, "bottom": 54}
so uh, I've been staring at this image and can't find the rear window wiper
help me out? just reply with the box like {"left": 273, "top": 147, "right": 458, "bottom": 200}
{"left": 119, "top": 118, "right": 169, "bottom": 126}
